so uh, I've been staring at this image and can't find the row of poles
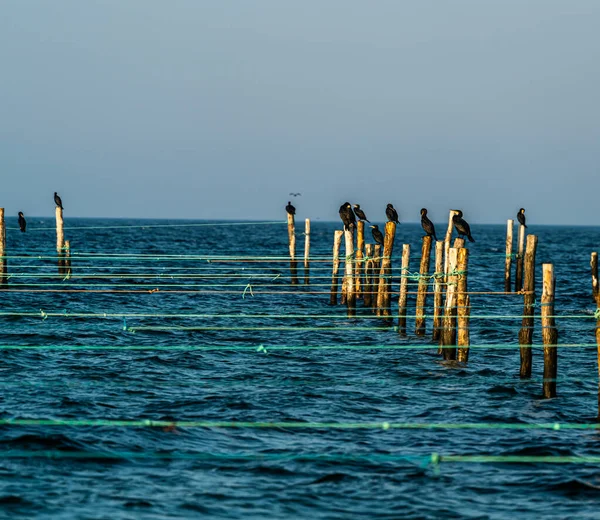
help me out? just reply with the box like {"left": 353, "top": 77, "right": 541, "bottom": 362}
{"left": 0, "top": 206, "right": 71, "bottom": 284}
{"left": 287, "top": 211, "right": 560, "bottom": 399}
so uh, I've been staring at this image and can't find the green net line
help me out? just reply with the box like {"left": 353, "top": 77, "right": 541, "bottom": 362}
{"left": 5, "top": 221, "right": 287, "bottom": 231}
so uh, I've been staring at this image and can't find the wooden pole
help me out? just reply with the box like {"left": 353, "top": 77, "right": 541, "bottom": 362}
{"left": 397, "top": 244, "right": 410, "bottom": 335}
{"left": 505, "top": 219, "right": 514, "bottom": 293}
{"left": 591, "top": 252, "right": 598, "bottom": 303}
{"left": 344, "top": 229, "right": 356, "bottom": 316}
{"left": 518, "top": 234, "right": 538, "bottom": 377}
{"left": 355, "top": 221, "right": 365, "bottom": 299}
{"left": 432, "top": 241, "right": 444, "bottom": 341}
{"left": 0, "top": 208, "right": 6, "bottom": 286}
{"left": 456, "top": 249, "right": 470, "bottom": 362}
{"left": 376, "top": 222, "right": 396, "bottom": 318}
{"left": 329, "top": 230, "right": 343, "bottom": 305}
{"left": 441, "top": 247, "right": 459, "bottom": 360}
{"left": 304, "top": 218, "right": 310, "bottom": 285}
{"left": 371, "top": 245, "right": 381, "bottom": 311}
{"left": 541, "top": 263, "right": 558, "bottom": 398}
{"left": 444, "top": 210, "right": 457, "bottom": 280}
{"left": 515, "top": 223, "right": 526, "bottom": 292}
{"left": 364, "top": 244, "right": 374, "bottom": 307}
{"left": 596, "top": 291, "right": 600, "bottom": 419}
{"left": 287, "top": 213, "right": 298, "bottom": 285}
{"left": 415, "top": 236, "right": 433, "bottom": 336}
{"left": 56, "top": 206, "right": 65, "bottom": 253}
{"left": 64, "top": 240, "right": 72, "bottom": 279}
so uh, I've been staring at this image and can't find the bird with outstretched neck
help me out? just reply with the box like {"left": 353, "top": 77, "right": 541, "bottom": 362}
{"left": 420, "top": 208, "right": 437, "bottom": 241}
{"left": 385, "top": 204, "right": 400, "bottom": 224}
{"left": 451, "top": 210, "right": 475, "bottom": 242}
{"left": 353, "top": 204, "right": 370, "bottom": 223}
{"left": 370, "top": 225, "right": 384, "bottom": 246}
{"left": 285, "top": 201, "right": 296, "bottom": 215}
{"left": 339, "top": 202, "right": 356, "bottom": 231}
{"left": 517, "top": 208, "right": 527, "bottom": 228}
{"left": 54, "top": 192, "right": 64, "bottom": 210}
{"left": 18, "top": 212, "right": 26, "bottom": 233}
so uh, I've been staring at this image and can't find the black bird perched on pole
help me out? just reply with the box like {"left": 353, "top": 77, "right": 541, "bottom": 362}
{"left": 420, "top": 208, "right": 437, "bottom": 241}
{"left": 517, "top": 208, "right": 527, "bottom": 228}
{"left": 54, "top": 192, "right": 64, "bottom": 209}
{"left": 385, "top": 203, "right": 400, "bottom": 224}
{"left": 451, "top": 210, "right": 475, "bottom": 242}
{"left": 353, "top": 204, "right": 370, "bottom": 223}
{"left": 370, "top": 225, "right": 384, "bottom": 246}
{"left": 285, "top": 201, "right": 296, "bottom": 215}
{"left": 339, "top": 202, "right": 356, "bottom": 231}
{"left": 18, "top": 212, "right": 26, "bottom": 233}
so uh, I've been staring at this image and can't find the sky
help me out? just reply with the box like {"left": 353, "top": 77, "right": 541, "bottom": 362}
{"left": 1, "top": 0, "right": 599, "bottom": 224}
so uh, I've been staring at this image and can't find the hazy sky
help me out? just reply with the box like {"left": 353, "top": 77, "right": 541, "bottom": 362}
{"left": 1, "top": 1, "right": 599, "bottom": 224}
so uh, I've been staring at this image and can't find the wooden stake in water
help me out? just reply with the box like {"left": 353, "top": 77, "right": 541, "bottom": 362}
{"left": 596, "top": 291, "right": 600, "bottom": 419}
{"left": 397, "top": 244, "right": 410, "bottom": 335}
{"left": 443, "top": 210, "right": 457, "bottom": 279}
{"left": 376, "top": 222, "right": 396, "bottom": 318}
{"left": 329, "top": 230, "right": 343, "bottom": 305}
{"left": 515, "top": 223, "right": 526, "bottom": 292}
{"left": 56, "top": 206, "right": 65, "bottom": 253}
{"left": 505, "top": 219, "right": 514, "bottom": 292}
{"left": 518, "top": 234, "right": 538, "bottom": 377}
{"left": 0, "top": 208, "right": 6, "bottom": 286}
{"left": 64, "top": 240, "right": 72, "bottom": 279}
{"left": 344, "top": 229, "right": 356, "bottom": 316}
{"left": 441, "top": 247, "right": 459, "bottom": 360}
{"left": 415, "top": 236, "right": 433, "bottom": 336}
{"left": 371, "top": 244, "right": 382, "bottom": 311}
{"left": 304, "top": 218, "right": 310, "bottom": 285}
{"left": 363, "top": 244, "right": 374, "bottom": 307}
{"left": 541, "top": 263, "right": 558, "bottom": 398}
{"left": 355, "top": 221, "right": 365, "bottom": 299}
{"left": 591, "top": 252, "right": 598, "bottom": 303}
{"left": 287, "top": 212, "right": 298, "bottom": 284}
{"left": 432, "top": 241, "right": 444, "bottom": 341}
{"left": 456, "top": 248, "right": 470, "bottom": 362}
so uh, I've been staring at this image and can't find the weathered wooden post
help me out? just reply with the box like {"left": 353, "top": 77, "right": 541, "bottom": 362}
{"left": 376, "top": 222, "right": 396, "bottom": 318}
{"left": 518, "top": 235, "right": 538, "bottom": 377}
{"left": 355, "top": 221, "right": 365, "bottom": 299}
{"left": 344, "top": 229, "right": 356, "bottom": 316}
{"left": 304, "top": 219, "right": 310, "bottom": 285}
{"left": 371, "top": 244, "right": 382, "bottom": 311}
{"left": 415, "top": 236, "right": 433, "bottom": 335}
{"left": 444, "top": 210, "right": 457, "bottom": 279}
{"left": 363, "top": 244, "right": 374, "bottom": 307}
{"left": 0, "top": 208, "right": 6, "bottom": 286}
{"left": 596, "top": 290, "right": 600, "bottom": 419}
{"left": 329, "top": 230, "right": 343, "bottom": 305}
{"left": 515, "top": 222, "right": 526, "bottom": 292}
{"left": 56, "top": 206, "right": 65, "bottom": 253}
{"left": 591, "top": 252, "right": 598, "bottom": 302}
{"left": 287, "top": 212, "right": 298, "bottom": 285}
{"left": 505, "top": 219, "right": 514, "bottom": 292}
{"left": 441, "top": 247, "right": 459, "bottom": 360}
{"left": 456, "top": 248, "right": 470, "bottom": 362}
{"left": 63, "top": 240, "right": 72, "bottom": 279}
{"left": 432, "top": 241, "right": 444, "bottom": 341}
{"left": 541, "top": 263, "right": 557, "bottom": 398}
{"left": 397, "top": 244, "right": 410, "bottom": 335}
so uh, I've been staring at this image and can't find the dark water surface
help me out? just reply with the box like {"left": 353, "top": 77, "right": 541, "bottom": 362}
{"left": 1, "top": 217, "right": 600, "bottom": 519}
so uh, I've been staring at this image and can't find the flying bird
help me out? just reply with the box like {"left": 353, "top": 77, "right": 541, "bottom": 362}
{"left": 289, "top": 193, "right": 302, "bottom": 197}
{"left": 54, "top": 192, "right": 64, "bottom": 209}
{"left": 370, "top": 225, "right": 384, "bottom": 246}
{"left": 517, "top": 208, "right": 527, "bottom": 228}
{"left": 285, "top": 201, "right": 296, "bottom": 215}
{"left": 339, "top": 202, "right": 356, "bottom": 231}
{"left": 451, "top": 210, "right": 475, "bottom": 243}
{"left": 385, "top": 203, "right": 400, "bottom": 224}
{"left": 420, "top": 208, "right": 437, "bottom": 241}
{"left": 18, "top": 212, "right": 26, "bottom": 233}
{"left": 353, "top": 204, "right": 370, "bottom": 223}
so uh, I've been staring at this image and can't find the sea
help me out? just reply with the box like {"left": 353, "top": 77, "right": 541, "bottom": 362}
{"left": 1, "top": 217, "right": 600, "bottom": 519}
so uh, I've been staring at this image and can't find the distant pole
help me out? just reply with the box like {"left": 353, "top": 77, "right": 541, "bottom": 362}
{"left": 541, "top": 263, "right": 558, "bottom": 398}
{"left": 515, "top": 223, "right": 526, "bottom": 291}
{"left": 355, "top": 221, "right": 365, "bottom": 299}
{"left": 441, "top": 247, "right": 459, "bottom": 360}
{"left": 376, "top": 222, "right": 396, "bottom": 319}
{"left": 363, "top": 244, "right": 374, "bottom": 308}
{"left": 415, "top": 236, "right": 433, "bottom": 336}
{"left": 329, "top": 230, "right": 343, "bottom": 305}
{"left": 432, "top": 241, "right": 444, "bottom": 341}
{"left": 518, "top": 235, "right": 538, "bottom": 377}
{"left": 0, "top": 208, "right": 6, "bottom": 286}
{"left": 504, "top": 219, "right": 514, "bottom": 292}
{"left": 344, "top": 229, "right": 356, "bottom": 316}
{"left": 456, "top": 248, "right": 470, "bottom": 362}
{"left": 591, "top": 252, "right": 598, "bottom": 303}
{"left": 397, "top": 244, "right": 410, "bottom": 335}
{"left": 304, "top": 219, "right": 310, "bottom": 285}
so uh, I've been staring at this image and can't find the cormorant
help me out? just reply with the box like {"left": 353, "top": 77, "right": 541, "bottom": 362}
{"left": 386, "top": 203, "right": 400, "bottom": 224}
{"left": 289, "top": 192, "right": 301, "bottom": 197}
{"left": 18, "top": 212, "right": 26, "bottom": 233}
{"left": 353, "top": 204, "right": 370, "bottom": 223}
{"left": 370, "top": 225, "right": 384, "bottom": 246}
{"left": 517, "top": 208, "right": 527, "bottom": 228}
{"left": 54, "top": 192, "right": 64, "bottom": 209}
{"left": 286, "top": 201, "right": 296, "bottom": 215}
{"left": 339, "top": 202, "right": 356, "bottom": 231}
{"left": 451, "top": 210, "right": 475, "bottom": 242}
{"left": 420, "top": 208, "right": 437, "bottom": 241}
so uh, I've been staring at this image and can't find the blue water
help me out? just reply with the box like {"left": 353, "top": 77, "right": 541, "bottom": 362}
{"left": 1, "top": 218, "right": 600, "bottom": 519}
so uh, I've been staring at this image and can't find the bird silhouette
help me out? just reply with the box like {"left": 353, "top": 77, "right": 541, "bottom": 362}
{"left": 353, "top": 204, "right": 370, "bottom": 223}
{"left": 385, "top": 203, "right": 400, "bottom": 224}
{"left": 54, "top": 192, "right": 64, "bottom": 209}
{"left": 286, "top": 201, "right": 296, "bottom": 215}
{"left": 517, "top": 208, "right": 527, "bottom": 228}
{"left": 420, "top": 208, "right": 437, "bottom": 241}
{"left": 289, "top": 193, "right": 302, "bottom": 197}
{"left": 18, "top": 212, "right": 26, "bottom": 233}
{"left": 370, "top": 225, "right": 384, "bottom": 246}
{"left": 451, "top": 210, "right": 475, "bottom": 242}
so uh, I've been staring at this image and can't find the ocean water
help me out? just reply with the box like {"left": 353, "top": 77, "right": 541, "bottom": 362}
{"left": 1, "top": 217, "right": 600, "bottom": 519}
